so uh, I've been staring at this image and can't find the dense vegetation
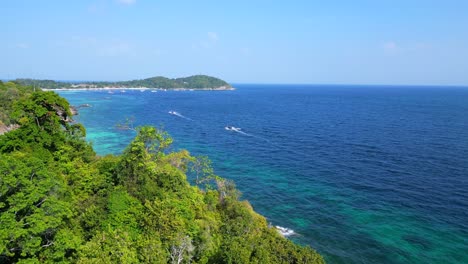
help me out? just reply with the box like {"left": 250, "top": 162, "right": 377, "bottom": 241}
{"left": 0, "top": 83, "right": 324, "bottom": 263}
{"left": 15, "top": 75, "right": 232, "bottom": 90}
{"left": 0, "top": 81, "right": 35, "bottom": 126}
{"left": 14, "top": 79, "right": 67, "bottom": 90}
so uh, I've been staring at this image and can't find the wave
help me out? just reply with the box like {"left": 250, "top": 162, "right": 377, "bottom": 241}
{"left": 168, "top": 111, "right": 191, "bottom": 120}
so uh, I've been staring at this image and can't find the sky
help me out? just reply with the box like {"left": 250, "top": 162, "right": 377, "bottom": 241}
{"left": 1, "top": 0, "right": 468, "bottom": 85}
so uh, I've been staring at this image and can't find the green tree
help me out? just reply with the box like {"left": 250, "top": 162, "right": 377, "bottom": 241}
{"left": 0, "top": 153, "right": 73, "bottom": 262}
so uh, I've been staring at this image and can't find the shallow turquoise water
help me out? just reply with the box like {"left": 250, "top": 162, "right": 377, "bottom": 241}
{"left": 59, "top": 85, "right": 468, "bottom": 263}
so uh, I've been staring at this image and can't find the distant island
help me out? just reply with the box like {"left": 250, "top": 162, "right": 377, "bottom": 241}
{"left": 15, "top": 75, "right": 234, "bottom": 90}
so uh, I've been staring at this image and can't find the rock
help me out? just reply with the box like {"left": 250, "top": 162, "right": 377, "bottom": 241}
{"left": 0, "top": 124, "right": 20, "bottom": 135}
{"left": 70, "top": 106, "right": 78, "bottom": 116}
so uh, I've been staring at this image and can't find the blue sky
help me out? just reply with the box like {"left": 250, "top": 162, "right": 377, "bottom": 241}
{"left": 1, "top": 0, "right": 468, "bottom": 85}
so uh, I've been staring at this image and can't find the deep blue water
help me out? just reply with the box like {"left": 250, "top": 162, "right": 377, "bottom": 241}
{"left": 58, "top": 84, "right": 468, "bottom": 264}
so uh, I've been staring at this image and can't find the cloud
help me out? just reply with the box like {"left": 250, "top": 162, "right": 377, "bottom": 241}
{"left": 198, "top": 32, "right": 220, "bottom": 49}
{"left": 382, "top": 41, "right": 433, "bottom": 55}
{"left": 16, "top": 43, "right": 30, "bottom": 49}
{"left": 117, "top": 0, "right": 136, "bottom": 5}
{"left": 98, "top": 42, "right": 132, "bottom": 57}
{"left": 383, "top": 41, "right": 398, "bottom": 54}
{"left": 240, "top": 47, "right": 251, "bottom": 56}
{"left": 207, "top": 32, "right": 219, "bottom": 42}
{"left": 88, "top": 4, "right": 98, "bottom": 13}
{"left": 71, "top": 36, "right": 98, "bottom": 48}
{"left": 67, "top": 36, "right": 134, "bottom": 57}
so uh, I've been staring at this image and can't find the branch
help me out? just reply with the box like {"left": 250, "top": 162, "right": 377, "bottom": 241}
{"left": 42, "top": 241, "right": 54, "bottom": 248}
{"left": 35, "top": 197, "right": 47, "bottom": 207}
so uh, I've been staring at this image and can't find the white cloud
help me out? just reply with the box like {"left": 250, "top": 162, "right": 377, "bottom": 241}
{"left": 16, "top": 43, "right": 30, "bottom": 49}
{"left": 88, "top": 4, "right": 98, "bottom": 13}
{"left": 207, "top": 32, "right": 219, "bottom": 42}
{"left": 198, "top": 32, "right": 220, "bottom": 49}
{"left": 117, "top": 0, "right": 136, "bottom": 5}
{"left": 382, "top": 41, "right": 433, "bottom": 55}
{"left": 98, "top": 42, "right": 132, "bottom": 57}
{"left": 72, "top": 36, "right": 97, "bottom": 47}
{"left": 383, "top": 41, "right": 398, "bottom": 54}
{"left": 151, "top": 49, "right": 163, "bottom": 56}
{"left": 67, "top": 36, "right": 134, "bottom": 57}
{"left": 240, "top": 47, "right": 251, "bottom": 56}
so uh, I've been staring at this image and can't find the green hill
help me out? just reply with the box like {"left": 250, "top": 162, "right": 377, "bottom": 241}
{"left": 15, "top": 75, "right": 233, "bottom": 90}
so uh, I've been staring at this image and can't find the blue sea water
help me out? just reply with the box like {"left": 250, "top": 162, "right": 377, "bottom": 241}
{"left": 58, "top": 84, "right": 468, "bottom": 264}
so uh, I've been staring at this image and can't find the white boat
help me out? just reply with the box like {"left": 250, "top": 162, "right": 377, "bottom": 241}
{"left": 275, "top": 226, "right": 295, "bottom": 237}
{"left": 225, "top": 126, "right": 241, "bottom": 131}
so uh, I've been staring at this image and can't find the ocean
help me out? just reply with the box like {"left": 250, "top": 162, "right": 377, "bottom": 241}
{"left": 57, "top": 84, "right": 468, "bottom": 264}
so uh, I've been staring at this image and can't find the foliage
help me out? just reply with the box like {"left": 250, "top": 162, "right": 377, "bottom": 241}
{"left": 14, "top": 79, "right": 71, "bottom": 90}
{"left": 0, "top": 81, "right": 35, "bottom": 126}
{"left": 0, "top": 86, "right": 324, "bottom": 263}
{"left": 15, "top": 75, "right": 232, "bottom": 90}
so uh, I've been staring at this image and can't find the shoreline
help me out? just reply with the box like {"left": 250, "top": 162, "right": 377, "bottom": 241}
{"left": 43, "top": 86, "right": 235, "bottom": 92}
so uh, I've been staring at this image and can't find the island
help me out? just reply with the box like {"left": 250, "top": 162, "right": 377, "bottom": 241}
{"left": 15, "top": 75, "right": 234, "bottom": 91}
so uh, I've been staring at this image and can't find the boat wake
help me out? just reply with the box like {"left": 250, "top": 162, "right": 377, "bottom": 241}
{"left": 225, "top": 126, "right": 250, "bottom": 136}
{"left": 168, "top": 111, "right": 191, "bottom": 120}
{"left": 275, "top": 226, "right": 295, "bottom": 237}
{"left": 224, "top": 127, "right": 280, "bottom": 146}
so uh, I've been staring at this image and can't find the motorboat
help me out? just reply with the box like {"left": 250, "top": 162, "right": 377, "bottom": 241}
{"left": 275, "top": 226, "right": 295, "bottom": 237}
{"left": 225, "top": 126, "right": 241, "bottom": 131}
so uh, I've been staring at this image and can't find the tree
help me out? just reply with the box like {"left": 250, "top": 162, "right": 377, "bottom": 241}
{"left": 0, "top": 153, "right": 73, "bottom": 262}
{"left": 0, "top": 91, "right": 73, "bottom": 153}
{"left": 13, "top": 91, "right": 71, "bottom": 132}
{"left": 189, "top": 155, "right": 216, "bottom": 186}
{"left": 170, "top": 234, "right": 194, "bottom": 264}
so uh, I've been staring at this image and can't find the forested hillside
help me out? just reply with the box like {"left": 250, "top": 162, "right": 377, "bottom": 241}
{"left": 15, "top": 75, "right": 232, "bottom": 90}
{"left": 0, "top": 83, "right": 324, "bottom": 263}
{"left": 0, "top": 81, "right": 35, "bottom": 126}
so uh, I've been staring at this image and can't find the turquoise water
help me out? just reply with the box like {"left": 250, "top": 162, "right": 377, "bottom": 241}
{"left": 58, "top": 85, "right": 468, "bottom": 263}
